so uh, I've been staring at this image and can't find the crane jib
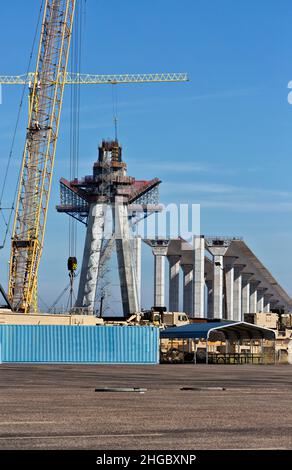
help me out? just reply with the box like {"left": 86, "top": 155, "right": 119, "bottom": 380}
{"left": 0, "top": 72, "right": 189, "bottom": 85}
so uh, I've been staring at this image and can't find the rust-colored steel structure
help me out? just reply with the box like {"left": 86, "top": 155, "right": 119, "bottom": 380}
{"left": 9, "top": 0, "right": 76, "bottom": 313}
{"left": 57, "top": 140, "right": 162, "bottom": 224}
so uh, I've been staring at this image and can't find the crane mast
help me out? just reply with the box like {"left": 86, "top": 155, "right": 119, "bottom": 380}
{"left": 9, "top": 0, "right": 76, "bottom": 312}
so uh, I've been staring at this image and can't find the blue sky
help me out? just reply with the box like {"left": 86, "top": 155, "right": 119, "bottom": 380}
{"left": 0, "top": 0, "right": 292, "bottom": 312}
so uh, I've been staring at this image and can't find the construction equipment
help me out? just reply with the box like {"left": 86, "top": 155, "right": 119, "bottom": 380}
{"left": 0, "top": 308, "right": 190, "bottom": 327}
{"left": 2, "top": 3, "right": 188, "bottom": 314}
{"left": 141, "top": 307, "right": 190, "bottom": 327}
{"left": 0, "top": 72, "right": 188, "bottom": 86}
{"left": 8, "top": 0, "right": 77, "bottom": 313}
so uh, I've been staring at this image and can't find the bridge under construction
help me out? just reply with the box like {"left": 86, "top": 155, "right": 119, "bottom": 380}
{"left": 145, "top": 236, "right": 292, "bottom": 320}
{"left": 0, "top": 0, "right": 290, "bottom": 322}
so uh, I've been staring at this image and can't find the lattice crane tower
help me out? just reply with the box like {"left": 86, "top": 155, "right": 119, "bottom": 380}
{"left": 8, "top": 0, "right": 76, "bottom": 313}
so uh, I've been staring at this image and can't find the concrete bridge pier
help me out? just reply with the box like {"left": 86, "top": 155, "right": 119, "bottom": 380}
{"left": 206, "top": 279, "right": 213, "bottom": 319}
{"left": 168, "top": 255, "right": 181, "bottom": 311}
{"left": 257, "top": 288, "right": 267, "bottom": 313}
{"left": 264, "top": 294, "right": 273, "bottom": 313}
{"left": 151, "top": 242, "right": 168, "bottom": 308}
{"left": 224, "top": 257, "right": 238, "bottom": 321}
{"left": 233, "top": 265, "right": 245, "bottom": 321}
{"left": 241, "top": 273, "right": 253, "bottom": 318}
{"left": 193, "top": 236, "right": 205, "bottom": 318}
{"left": 249, "top": 281, "right": 261, "bottom": 313}
{"left": 182, "top": 264, "right": 193, "bottom": 316}
{"left": 207, "top": 246, "right": 228, "bottom": 319}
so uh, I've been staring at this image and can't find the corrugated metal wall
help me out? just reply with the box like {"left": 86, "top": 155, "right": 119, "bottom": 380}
{"left": 0, "top": 325, "right": 159, "bottom": 364}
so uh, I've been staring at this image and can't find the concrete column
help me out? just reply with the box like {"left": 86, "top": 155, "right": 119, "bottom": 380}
{"left": 207, "top": 245, "right": 228, "bottom": 319}
{"left": 224, "top": 264, "right": 234, "bottom": 320}
{"left": 224, "top": 257, "right": 237, "bottom": 321}
{"left": 257, "top": 294, "right": 264, "bottom": 313}
{"left": 264, "top": 294, "right": 273, "bottom": 313}
{"left": 76, "top": 203, "right": 105, "bottom": 312}
{"left": 241, "top": 273, "right": 253, "bottom": 317}
{"left": 233, "top": 265, "right": 244, "bottom": 322}
{"left": 206, "top": 279, "right": 213, "bottom": 319}
{"left": 182, "top": 264, "right": 193, "bottom": 316}
{"left": 152, "top": 245, "right": 168, "bottom": 308}
{"left": 213, "top": 255, "right": 225, "bottom": 319}
{"left": 264, "top": 301, "right": 270, "bottom": 313}
{"left": 257, "top": 289, "right": 266, "bottom": 313}
{"left": 168, "top": 255, "right": 180, "bottom": 311}
{"left": 193, "top": 236, "right": 205, "bottom": 318}
{"left": 134, "top": 236, "right": 142, "bottom": 310}
{"left": 249, "top": 281, "right": 260, "bottom": 313}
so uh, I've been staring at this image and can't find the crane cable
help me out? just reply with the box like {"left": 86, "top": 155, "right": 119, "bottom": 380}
{"left": 69, "top": 0, "right": 84, "bottom": 257}
{"left": 48, "top": 271, "right": 80, "bottom": 313}
{"left": 68, "top": 0, "right": 84, "bottom": 309}
{"left": 0, "top": 0, "right": 45, "bottom": 249}
{"left": 112, "top": 84, "right": 119, "bottom": 141}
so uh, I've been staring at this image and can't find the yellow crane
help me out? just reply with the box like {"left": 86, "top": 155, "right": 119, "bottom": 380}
{"left": 2, "top": 3, "right": 188, "bottom": 314}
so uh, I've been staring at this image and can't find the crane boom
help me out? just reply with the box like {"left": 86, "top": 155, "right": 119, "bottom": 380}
{"left": 9, "top": 0, "right": 76, "bottom": 312}
{"left": 0, "top": 72, "right": 188, "bottom": 85}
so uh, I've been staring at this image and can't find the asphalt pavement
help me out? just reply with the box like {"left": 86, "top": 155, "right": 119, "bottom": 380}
{"left": 0, "top": 364, "right": 291, "bottom": 450}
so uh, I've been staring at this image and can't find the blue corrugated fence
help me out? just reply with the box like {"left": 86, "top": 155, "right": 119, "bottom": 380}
{"left": 0, "top": 325, "right": 159, "bottom": 364}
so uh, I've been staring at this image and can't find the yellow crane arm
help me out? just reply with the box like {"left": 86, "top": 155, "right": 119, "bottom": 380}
{"left": 8, "top": 0, "right": 76, "bottom": 313}
{"left": 0, "top": 72, "right": 188, "bottom": 85}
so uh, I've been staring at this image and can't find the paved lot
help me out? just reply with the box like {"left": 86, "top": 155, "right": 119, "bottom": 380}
{"left": 0, "top": 364, "right": 291, "bottom": 450}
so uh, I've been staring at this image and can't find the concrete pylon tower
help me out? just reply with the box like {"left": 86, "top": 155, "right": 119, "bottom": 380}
{"left": 57, "top": 140, "right": 161, "bottom": 315}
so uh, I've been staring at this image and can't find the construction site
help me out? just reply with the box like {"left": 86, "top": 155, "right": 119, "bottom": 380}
{"left": 0, "top": 0, "right": 292, "bottom": 453}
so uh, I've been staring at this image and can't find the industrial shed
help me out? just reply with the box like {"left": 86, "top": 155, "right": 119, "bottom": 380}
{"left": 160, "top": 321, "right": 276, "bottom": 364}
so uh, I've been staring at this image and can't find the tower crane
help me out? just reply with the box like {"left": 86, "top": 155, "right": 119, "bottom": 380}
{"left": 1, "top": 3, "right": 188, "bottom": 314}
